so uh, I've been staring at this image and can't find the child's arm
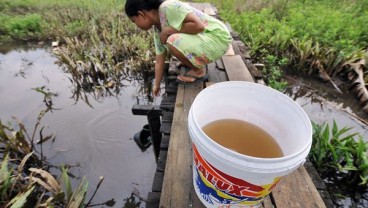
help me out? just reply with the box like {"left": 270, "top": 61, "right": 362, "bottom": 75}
{"left": 160, "top": 13, "right": 205, "bottom": 43}
{"left": 153, "top": 52, "right": 167, "bottom": 97}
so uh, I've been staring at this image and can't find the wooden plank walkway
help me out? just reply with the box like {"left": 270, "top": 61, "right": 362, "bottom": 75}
{"left": 145, "top": 2, "right": 328, "bottom": 208}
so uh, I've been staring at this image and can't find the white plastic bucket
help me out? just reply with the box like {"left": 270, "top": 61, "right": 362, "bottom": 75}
{"left": 188, "top": 81, "right": 312, "bottom": 208}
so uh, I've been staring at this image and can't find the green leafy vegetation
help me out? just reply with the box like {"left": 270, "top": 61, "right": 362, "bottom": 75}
{"left": 0, "top": 152, "right": 89, "bottom": 208}
{"left": 261, "top": 54, "right": 288, "bottom": 91}
{"left": 0, "top": 14, "right": 42, "bottom": 41}
{"left": 197, "top": 0, "right": 368, "bottom": 89}
{"left": 0, "top": 0, "right": 124, "bottom": 42}
{"left": 310, "top": 121, "right": 368, "bottom": 186}
{"left": 53, "top": 13, "right": 155, "bottom": 104}
{"left": 0, "top": 0, "right": 155, "bottom": 101}
{"left": 309, "top": 121, "right": 368, "bottom": 205}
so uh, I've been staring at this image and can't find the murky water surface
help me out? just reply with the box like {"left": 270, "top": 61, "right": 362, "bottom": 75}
{"left": 1, "top": 45, "right": 367, "bottom": 207}
{"left": 285, "top": 75, "right": 368, "bottom": 139}
{"left": 284, "top": 75, "right": 368, "bottom": 207}
{"left": 0, "top": 45, "right": 160, "bottom": 207}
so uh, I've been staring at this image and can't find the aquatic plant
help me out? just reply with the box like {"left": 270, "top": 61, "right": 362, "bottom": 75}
{"left": 197, "top": 0, "right": 368, "bottom": 101}
{"left": 0, "top": 88, "right": 92, "bottom": 208}
{"left": 345, "top": 53, "right": 368, "bottom": 112}
{"left": 310, "top": 121, "right": 368, "bottom": 186}
{"left": 259, "top": 54, "right": 288, "bottom": 91}
{"left": 53, "top": 11, "right": 155, "bottom": 104}
{"left": 0, "top": 0, "right": 155, "bottom": 101}
{"left": 0, "top": 77, "right": 140, "bottom": 208}
{"left": 0, "top": 152, "right": 90, "bottom": 207}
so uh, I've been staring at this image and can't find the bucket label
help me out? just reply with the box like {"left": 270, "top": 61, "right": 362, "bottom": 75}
{"left": 193, "top": 144, "right": 280, "bottom": 207}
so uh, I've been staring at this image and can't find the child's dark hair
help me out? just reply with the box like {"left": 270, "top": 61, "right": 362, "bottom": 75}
{"left": 125, "top": 0, "right": 164, "bottom": 17}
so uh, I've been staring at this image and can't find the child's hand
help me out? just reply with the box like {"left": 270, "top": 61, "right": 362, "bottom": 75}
{"left": 153, "top": 85, "right": 161, "bottom": 97}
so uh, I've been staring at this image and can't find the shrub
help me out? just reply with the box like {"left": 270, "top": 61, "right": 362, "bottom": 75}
{"left": 197, "top": 0, "right": 368, "bottom": 88}
{"left": 1, "top": 14, "right": 42, "bottom": 40}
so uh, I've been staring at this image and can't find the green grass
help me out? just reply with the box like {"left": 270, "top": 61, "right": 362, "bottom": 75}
{"left": 2, "top": 0, "right": 367, "bottom": 89}
{"left": 0, "top": 0, "right": 124, "bottom": 42}
{"left": 197, "top": 0, "right": 368, "bottom": 88}
{"left": 0, "top": 14, "right": 42, "bottom": 41}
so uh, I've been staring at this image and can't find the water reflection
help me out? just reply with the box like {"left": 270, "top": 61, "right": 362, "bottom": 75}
{"left": 284, "top": 74, "right": 368, "bottom": 207}
{"left": 284, "top": 75, "right": 368, "bottom": 139}
{"left": 0, "top": 45, "right": 158, "bottom": 207}
{"left": 58, "top": 61, "right": 154, "bottom": 108}
{"left": 123, "top": 194, "right": 142, "bottom": 208}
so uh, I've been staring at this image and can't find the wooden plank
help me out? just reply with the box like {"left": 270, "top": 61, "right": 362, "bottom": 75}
{"left": 159, "top": 122, "right": 172, "bottom": 134}
{"left": 232, "top": 40, "right": 251, "bottom": 58}
{"left": 161, "top": 95, "right": 176, "bottom": 104}
{"left": 222, "top": 55, "right": 254, "bottom": 82}
{"left": 188, "top": 2, "right": 201, "bottom": 11}
{"left": 164, "top": 84, "right": 178, "bottom": 94}
{"left": 203, "top": 3, "right": 214, "bottom": 10}
{"left": 272, "top": 166, "right": 326, "bottom": 208}
{"left": 215, "top": 59, "right": 225, "bottom": 70}
{"left": 207, "top": 62, "right": 228, "bottom": 83}
{"left": 160, "top": 104, "right": 174, "bottom": 111}
{"left": 205, "top": 81, "right": 214, "bottom": 88}
{"left": 152, "top": 171, "right": 164, "bottom": 192}
{"left": 304, "top": 162, "right": 335, "bottom": 207}
{"left": 159, "top": 85, "right": 184, "bottom": 207}
{"left": 162, "top": 111, "right": 173, "bottom": 123}
{"left": 225, "top": 44, "right": 235, "bottom": 56}
{"left": 204, "top": 7, "right": 216, "bottom": 16}
{"left": 159, "top": 83, "right": 203, "bottom": 208}
{"left": 190, "top": 187, "right": 205, "bottom": 208}
{"left": 160, "top": 134, "right": 170, "bottom": 150}
{"left": 209, "top": 3, "right": 218, "bottom": 14}
{"left": 262, "top": 195, "right": 275, "bottom": 208}
{"left": 147, "top": 114, "right": 162, "bottom": 161}
{"left": 146, "top": 192, "right": 160, "bottom": 208}
{"left": 158, "top": 3, "right": 326, "bottom": 208}
{"left": 131, "top": 105, "right": 162, "bottom": 116}
{"left": 157, "top": 150, "right": 167, "bottom": 172}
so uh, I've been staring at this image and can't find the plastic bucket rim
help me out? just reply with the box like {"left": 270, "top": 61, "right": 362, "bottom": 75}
{"left": 190, "top": 109, "right": 311, "bottom": 165}
{"left": 189, "top": 114, "right": 312, "bottom": 174}
{"left": 190, "top": 81, "right": 312, "bottom": 163}
{"left": 193, "top": 117, "right": 311, "bottom": 163}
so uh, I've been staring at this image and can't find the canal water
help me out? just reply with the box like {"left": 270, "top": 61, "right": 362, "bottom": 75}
{"left": 284, "top": 75, "right": 368, "bottom": 138}
{"left": 1, "top": 45, "right": 367, "bottom": 207}
{"left": 284, "top": 74, "right": 368, "bottom": 207}
{"left": 0, "top": 44, "right": 159, "bottom": 207}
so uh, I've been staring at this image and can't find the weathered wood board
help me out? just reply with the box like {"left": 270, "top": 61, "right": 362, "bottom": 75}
{"left": 222, "top": 55, "right": 254, "bottom": 82}
{"left": 159, "top": 83, "right": 203, "bottom": 208}
{"left": 272, "top": 166, "right": 326, "bottom": 208}
{"left": 158, "top": 2, "right": 326, "bottom": 208}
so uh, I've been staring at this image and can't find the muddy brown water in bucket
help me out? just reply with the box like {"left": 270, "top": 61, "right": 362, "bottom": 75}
{"left": 202, "top": 119, "right": 284, "bottom": 158}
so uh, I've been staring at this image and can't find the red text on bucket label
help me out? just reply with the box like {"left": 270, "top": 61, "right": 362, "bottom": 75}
{"left": 193, "top": 144, "right": 280, "bottom": 206}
